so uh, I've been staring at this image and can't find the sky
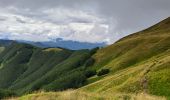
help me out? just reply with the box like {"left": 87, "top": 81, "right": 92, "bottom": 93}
{"left": 0, "top": 0, "right": 169, "bottom": 44}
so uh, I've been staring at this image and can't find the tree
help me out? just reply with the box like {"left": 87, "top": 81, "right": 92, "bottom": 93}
{"left": 97, "top": 69, "right": 110, "bottom": 76}
{"left": 85, "top": 70, "right": 97, "bottom": 78}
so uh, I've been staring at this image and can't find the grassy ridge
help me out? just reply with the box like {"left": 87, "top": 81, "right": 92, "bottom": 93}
{"left": 80, "top": 17, "right": 170, "bottom": 99}
{"left": 0, "top": 42, "right": 96, "bottom": 95}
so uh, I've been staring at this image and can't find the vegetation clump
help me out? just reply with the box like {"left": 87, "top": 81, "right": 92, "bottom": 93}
{"left": 97, "top": 69, "right": 110, "bottom": 76}
{"left": 85, "top": 69, "right": 97, "bottom": 78}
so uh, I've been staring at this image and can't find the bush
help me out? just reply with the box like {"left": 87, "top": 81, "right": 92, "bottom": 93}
{"left": 85, "top": 70, "right": 97, "bottom": 78}
{"left": 84, "top": 58, "right": 95, "bottom": 67}
{"left": 97, "top": 69, "right": 110, "bottom": 76}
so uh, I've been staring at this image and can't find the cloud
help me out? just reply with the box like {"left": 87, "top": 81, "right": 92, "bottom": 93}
{"left": 59, "top": 23, "right": 109, "bottom": 43}
{"left": 0, "top": 6, "right": 109, "bottom": 43}
{"left": 0, "top": 0, "right": 169, "bottom": 44}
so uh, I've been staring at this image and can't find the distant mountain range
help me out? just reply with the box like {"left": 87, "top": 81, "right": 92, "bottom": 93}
{"left": 0, "top": 38, "right": 106, "bottom": 50}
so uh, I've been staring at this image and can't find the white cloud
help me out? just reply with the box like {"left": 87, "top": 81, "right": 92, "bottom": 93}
{"left": 59, "top": 23, "right": 109, "bottom": 43}
{"left": 0, "top": 6, "right": 111, "bottom": 43}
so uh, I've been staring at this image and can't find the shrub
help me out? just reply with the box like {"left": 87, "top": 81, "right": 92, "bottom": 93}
{"left": 85, "top": 70, "right": 97, "bottom": 78}
{"left": 97, "top": 69, "right": 110, "bottom": 76}
{"left": 84, "top": 58, "right": 95, "bottom": 67}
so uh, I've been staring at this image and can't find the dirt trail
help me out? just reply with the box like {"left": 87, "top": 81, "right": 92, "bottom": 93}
{"left": 140, "top": 60, "right": 158, "bottom": 93}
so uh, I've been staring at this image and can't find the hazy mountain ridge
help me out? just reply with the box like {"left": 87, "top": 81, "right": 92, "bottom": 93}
{"left": 0, "top": 38, "right": 106, "bottom": 50}
{"left": 17, "top": 38, "right": 107, "bottom": 50}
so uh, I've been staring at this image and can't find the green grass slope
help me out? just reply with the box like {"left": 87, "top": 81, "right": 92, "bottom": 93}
{"left": 81, "top": 17, "right": 170, "bottom": 99}
{"left": 8, "top": 90, "right": 165, "bottom": 100}
{"left": 0, "top": 42, "right": 96, "bottom": 96}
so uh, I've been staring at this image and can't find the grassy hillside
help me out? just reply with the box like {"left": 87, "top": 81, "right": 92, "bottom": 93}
{"left": 80, "top": 17, "right": 170, "bottom": 99}
{"left": 0, "top": 42, "right": 97, "bottom": 97}
{"left": 8, "top": 90, "right": 165, "bottom": 100}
